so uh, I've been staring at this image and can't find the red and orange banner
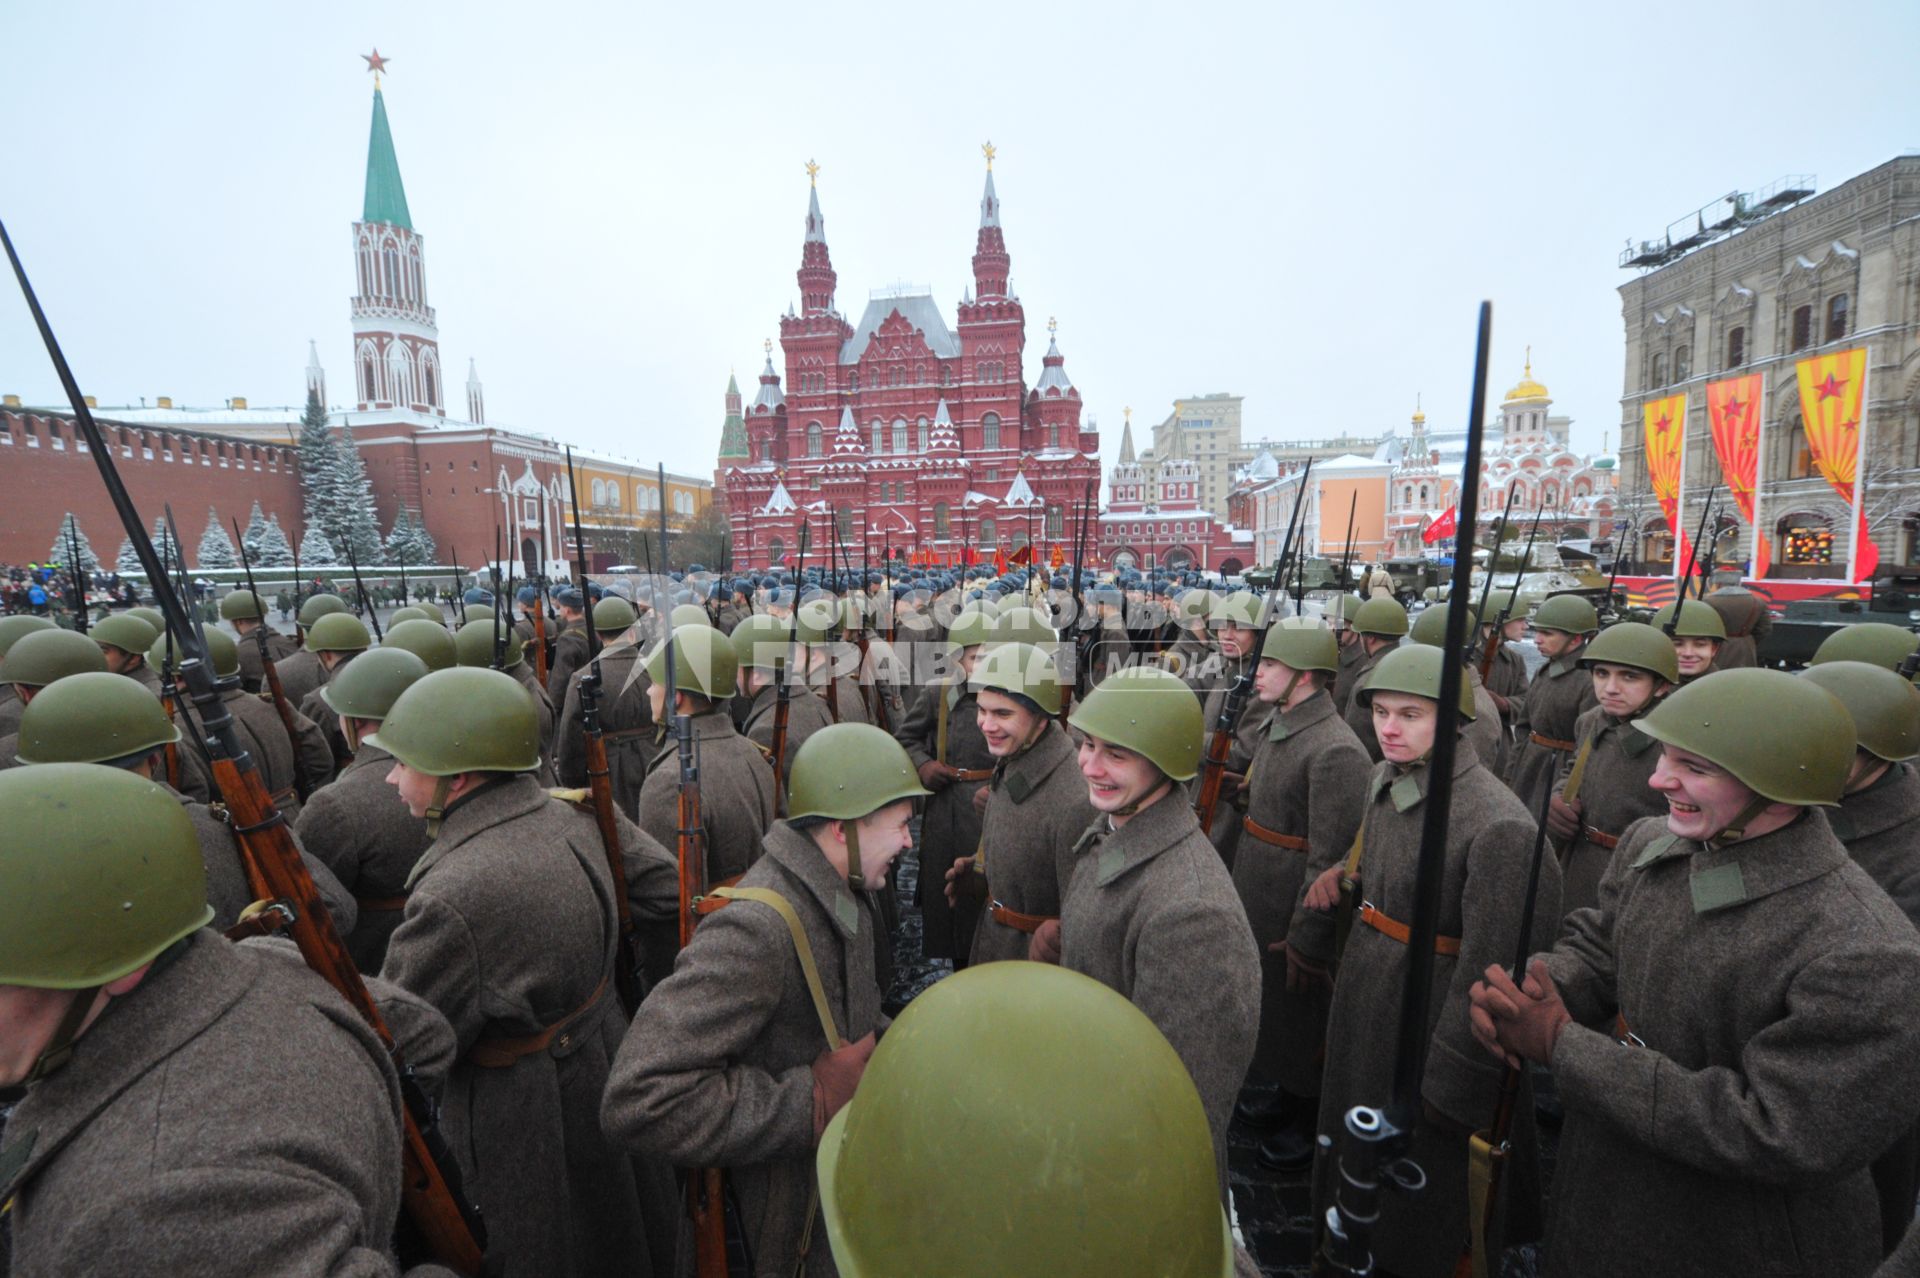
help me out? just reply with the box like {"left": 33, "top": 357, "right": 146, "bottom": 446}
{"left": 1641, "top": 393, "right": 1690, "bottom": 576}
{"left": 1706, "top": 373, "right": 1768, "bottom": 578}
{"left": 1794, "top": 346, "right": 1876, "bottom": 581}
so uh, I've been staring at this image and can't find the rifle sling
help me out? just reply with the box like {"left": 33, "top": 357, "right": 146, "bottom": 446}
{"left": 707, "top": 887, "right": 845, "bottom": 1049}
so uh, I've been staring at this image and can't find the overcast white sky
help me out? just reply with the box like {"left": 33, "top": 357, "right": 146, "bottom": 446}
{"left": 4, "top": 0, "right": 1916, "bottom": 481}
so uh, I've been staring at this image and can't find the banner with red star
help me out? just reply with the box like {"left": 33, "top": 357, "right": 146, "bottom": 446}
{"left": 1641, "top": 393, "right": 1691, "bottom": 576}
{"left": 1706, "top": 373, "right": 1768, "bottom": 578}
{"left": 1794, "top": 347, "right": 1876, "bottom": 580}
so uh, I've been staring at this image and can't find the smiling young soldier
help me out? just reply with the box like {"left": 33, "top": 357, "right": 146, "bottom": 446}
{"left": 1188, "top": 590, "right": 1276, "bottom": 864}
{"left": 946, "top": 641, "right": 1096, "bottom": 967}
{"left": 1506, "top": 595, "right": 1600, "bottom": 815}
{"left": 1228, "top": 618, "right": 1369, "bottom": 1172}
{"left": 1340, "top": 595, "right": 1412, "bottom": 761}
{"left": 1047, "top": 666, "right": 1260, "bottom": 1200}
{"left": 602, "top": 724, "right": 928, "bottom": 1278}
{"left": 1650, "top": 597, "right": 1726, "bottom": 685}
{"left": 1547, "top": 621, "right": 1678, "bottom": 916}
{"left": 1309, "top": 645, "right": 1558, "bottom": 1278}
{"left": 1470, "top": 669, "right": 1920, "bottom": 1278}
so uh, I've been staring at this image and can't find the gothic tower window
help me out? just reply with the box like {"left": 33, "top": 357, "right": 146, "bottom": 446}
{"left": 871, "top": 420, "right": 885, "bottom": 454}
{"left": 978, "top": 517, "right": 997, "bottom": 548}
{"left": 934, "top": 502, "right": 951, "bottom": 536}
{"left": 918, "top": 416, "right": 930, "bottom": 451}
{"left": 893, "top": 418, "right": 908, "bottom": 453}
{"left": 806, "top": 422, "right": 823, "bottom": 456}
{"left": 982, "top": 412, "right": 1001, "bottom": 450}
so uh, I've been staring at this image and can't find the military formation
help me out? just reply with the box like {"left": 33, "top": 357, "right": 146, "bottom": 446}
{"left": 6, "top": 549, "right": 1920, "bottom": 1278}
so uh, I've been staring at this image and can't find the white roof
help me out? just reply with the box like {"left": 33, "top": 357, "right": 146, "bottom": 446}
{"left": 841, "top": 291, "right": 960, "bottom": 363}
{"left": 761, "top": 480, "right": 798, "bottom": 515}
{"left": 1003, "top": 471, "right": 1039, "bottom": 506}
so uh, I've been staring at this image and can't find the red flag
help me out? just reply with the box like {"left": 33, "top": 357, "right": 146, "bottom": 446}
{"left": 994, "top": 548, "right": 1009, "bottom": 574}
{"left": 1422, "top": 505, "right": 1457, "bottom": 545}
{"left": 1009, "top": 544, "right": 1032, "bottom": 566}
{"left": 1050, "top": 545, "right": 1065, "bottom": 569}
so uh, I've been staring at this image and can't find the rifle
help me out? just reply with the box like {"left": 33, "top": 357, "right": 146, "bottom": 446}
{"left": 1336, "top": 490, "right": 1358, "bottom": 595}
{"left": 234, "top": 517, "right": 312, "bottom": 799}
{"left": 1065, "top": 477, "right": 1095, "bottom": 708}
{"left": 531, "top": 503, "right": 551, "bottom": 684}
{"left": 63, "top": 515, "right": 89, "bottom": 633}
{"left": 772, "top": 522, "right": 810, "bottom": 815}
{"left": 445, "top": 542, "right": 459, "bottom": 624}
{"left": 1474, "top": 490, "right": 1527, "bottom": 685}
{"left": 562, "top": 448, "right": 643, "bottom": 1016}
{"left": 345, "top": 537, "right": 384, "bottom": 643}
{"left": 1193, "top": 456, "right": 1312, "bottom": 835}
{"left": 1602, "top": 521, "right": 1627, "bottom": 619}
{"left": 1318, "top": 301, "right": 1493, "bottom": 1277}
{"left": 2, "top": 215, "right": 489, "bottom": 1276}
{"left": 490, "top": 528, "right": 507, "bottom": 671}
{"left": 290, "top": 535, "right": 303, "bottom": 643}
{"left": 398, "top": 542, "right": 409, "bottom": 612}
{"left": 1694, "top": 498, "right": 1721, "bottom": 600}
{"left": 1663, "top": 482, "right": 1718, "bottom": 634}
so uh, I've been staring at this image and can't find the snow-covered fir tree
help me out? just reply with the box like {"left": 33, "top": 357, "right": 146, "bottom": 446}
{"left": 384, "top": 508, "right": 437, "bottom": 565}
{"left": 297, "top": 521, "right": 338, "bottom": 565}
{"left": 240, "top": 502, "right": 270, "bottom": 561}
{"left": 255, "top": 516, "right": 295, "bottom": 568}
{"left": 196, "top": 506, "right": 238, "bottom": 570}
{"left": 47, "top": 514, "right": 100, "bottom": 575}
{"left": 149, "top": 518, "right": 182, "bottom": 571}
{"left": 297, "top": 389, "right": 337, "bottom": 539}
{"left": 327, "top": 432, "right": 383, "bottom": 562}
{"left": 115, "top": 538, "right": 141, "bottom": 575}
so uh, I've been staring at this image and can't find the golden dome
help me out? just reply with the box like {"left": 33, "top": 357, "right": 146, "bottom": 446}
{"left": 1504, "top": 347, "right": 1550, "bottom": 404}
{"left": 1411, "top": 392, "right": 1425, "bottom": 424}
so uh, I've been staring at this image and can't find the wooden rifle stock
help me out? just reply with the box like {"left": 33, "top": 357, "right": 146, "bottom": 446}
{"left": 771, "top": 663, "right": 792, "bottom": 817}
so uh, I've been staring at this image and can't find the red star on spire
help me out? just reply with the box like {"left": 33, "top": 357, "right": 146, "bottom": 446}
{"left": 1815, "top": 372, "right": 1847, "bottom": 400}
{"left": 362, "top": 48, "right": 392, "bottom": 77}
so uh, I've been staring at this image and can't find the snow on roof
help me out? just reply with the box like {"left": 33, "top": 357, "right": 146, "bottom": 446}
{"left": 761, "top": 480, "right": 798, "bottom": 515}
{"left": 1003, "top": 471, "right": 1039, "bottom": 506}
{"left": 841, "top": 291, "right": 960, "bottom": 363}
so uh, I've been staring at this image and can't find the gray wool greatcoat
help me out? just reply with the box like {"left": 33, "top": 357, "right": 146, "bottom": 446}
{"left": 294, "top": 743, "right": 433, "bottom": 973}
{"left": 1167, "top": 630, "right": 1214, "bottom": 694}
{"left": 1541, "top": 810, "right": 1920, "bottom": 1278}
{"left": 299, "top": 681, "right": 355, "bottom": 773}
{"left": 545, "top": 622, "right": 590, "bottom": 708}
{"left": 1341, "top": 643, "right": 1393, "bottom": 762}
{"left": 1059, "top": 790, "right": 1261, "bottom": 1199}
{"left": 1830, "top": 761, "right": 1920, "bottom": 926}
{"left": 1551, "top": 704, "right": 1667, "bottom": 917}
{"left": 1506, "top": 654, "right": 1596, "bottom": 816}
{"left": 380, "top": 773, "right": 683, "bottom": 1278}
{"left": 602, "top": 822, "right": 882, "bottom": 1278}
{"left": 234, "top": 624, "right": 299, "bottom": 693}
{"left": 896, "top": 676, "right": 994, "bottom": 962}
{"left": 556, "top": 643, "right": 654, "bottom": 818}
{"left": 1463, "top": 666, "right": 1510, "bottom": 779}
{"left": 274, "top": 644, "right": 328, "bottom": 709}
{"left": 1230, "top": 691, "right": 1369, "bottom": 1097}
{"left": 1317, "top": 748, "right": 1560, "bottom": 1278}
{"left": 176, "top": 684, "right": 336, "bottom": 814}
{"left": 508, "top": 660, "right": 558, "bottom": 780}
{"left": 1331, "top": 635, "right": 1367, "bottom": 710}
{"left": 169, "top": 784, "right": 360, "bottom": 937}
{"left": 1190, "top": 653, "right": 1277, "bottom": 865}
{"left": 968, "top": 721, "right": 1097, "bottom": 966}
{"left": 1481, "top": 640, "right": 1529, "bottom": 722}
{"left": 0, "top": 931, "right": 457, "bottom": 1278}
{"left": 1704, "top": 588, "right": 1772, "bottom": 669}
{"left": 741, "top": 681, "right": 834, "bottom": 789}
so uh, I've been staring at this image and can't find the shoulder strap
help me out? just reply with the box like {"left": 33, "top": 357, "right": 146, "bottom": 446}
{"left": 1561, "top": 736, "right": 1596, "bottom": 807}
{"left": 1341, "top": 810, "right": 1371, "bottom": 878}
{"left": 710, "top": 886, "right": 845, "bottom": 1049}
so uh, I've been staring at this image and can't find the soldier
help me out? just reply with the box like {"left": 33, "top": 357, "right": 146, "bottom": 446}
{"left": 1545, "top": 622, "right": 1677, "bottom": 915}
{"left": 1650, "top": 597, "right": 1726, "bottom": 684}
{"left": 370, "top": 665, "right": 680, "bottom": 1278}
{"left": 298, "top": 611, "right": 372, "bottom": 771}
{"left": 0, "top": 614, "right": 57, "bottom": 719}
{"left": 1476, "top": 588, "right": 1531, "bottom": 730}
{"left": 544, "top": 586, "right": 591, "bottom": 705}
{"left": 1410, "top": 604, "right": 1508, "bottom": 776}
{"left": 1340, "top": 594, "right": 1410, "bottom": 761}
{"left": 796, "top": 595, "right": 868, "bottom": 725}
{"left": 158, "top": 627, "right": 336, "bottom": 811}
{"left": 945, "top": 642, "right": 1095, "bottom": 968}
{"left": 1800, "top": 659, "right": 1920, "bottom": 1252}
{"left": 1080, "top": 584, "right": 1134, "bottom": 689}
{"left": 1229, "top": 619, "right": 1370, "bottom": 1173}
{"left": 815, "top": 961, "right": 1260, "bottom": 1278}
{"left": 0, "top": 626, "right": 107, "bottom": 736}
{"left": 453, "top": 619, "right": 557, "bottom": 778}
{"left": 1506, "top": 594, "right": 1600, "bottom": 815}
{"left": 1704, "top": 583, "right": 1772, "bottom": 668}
{"left": 734, "top": 611, "right": 834, "bottom": 790}
{"left": 1052, "top": 666, "right": 1261, "bottom": 1198}
{"left": 1187, "top": 590, "right": 1275, "bottom": 863}
{"left": 296, "top": 647, "right": 436, "bottom": 973}
{"left": 88, "top": 611, "right": 160, "bottom": 691}
{"left": 1325, "top": 593, "right": 1368, "bottom": 709}
{"left": 1813, "top": 621, "right": 1920, "bottom": 673}
{"left": 1164, "top": 587, "right": 1215, "bottom": 692}
{"left": 1310, "top": 645, "right": 1558, "bottom": 1278}
{"left": 603, "top": 724, "right": 928, "bottom": 1277}
{"left": 895, "top": 607, "right": 996, "bottom": 964}
{"left": 554, "top": 596, "right": 654, "bottom": 814}
{"left": 274, "top": 592, "right": 349, "bottom": 706}
{"left": 381, "top": 616, "right": 458, "bottom": 671}
{"left": 0, "top": 764, "right": 454, "bottom": 1277}
{"left": 222, "top": 587, "right": 299, "bottom": 692}
{"left": 1470, "top": 669, "right": 1920, "bottom": 1278}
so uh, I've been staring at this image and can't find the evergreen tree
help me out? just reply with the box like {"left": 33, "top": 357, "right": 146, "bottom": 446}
{"left": 196, "top": 505, "right": 238, "bottom": 570}
{"left": 328, "top": 430, "right": 383, "bottom": 562}
{"left": 383, "top": 507, "right": 437, "bottom": 565}
{"left": 240, "top": 501, "right": 270, "bottom": 561}
{"left": 297, "top": 521, "right": 338, "bottom": 565}
{"left": 47, "top": 514, "right": 101, "bottom": 575}
{"left": 409, "top": 516, "right": 437, "bottom": 565}
{"left": 255, "top": 516, "right": 295, "bottom": 567}
{"left": 297, "top": 389, "right": 339, "bottom": 553}
{"left": 149, "top": 517, "right": 182, "bottom": 572}
{"left": 116, "top": 537, "right": 141, "bottom": 575}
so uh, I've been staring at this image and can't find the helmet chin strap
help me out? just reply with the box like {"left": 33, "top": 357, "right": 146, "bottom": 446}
{"left": 424, "top": 775, "right": 456, "bottom": 839}
{"left": 842, "top": 820, "right": 865, "bottom": 892}
{"left": 26, "top": 984, "right": 103, "bottom": 1083}
{"left": 1114, "top": 774, "right": 1173, "bottom": 818}
{"left": 1708, "top": 794, "right": 1775, "bottom": 849}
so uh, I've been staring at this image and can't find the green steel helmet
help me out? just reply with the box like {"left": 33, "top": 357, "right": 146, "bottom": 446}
{"left": 297, "top": 593, "right": 349, "bottom": 630}
{"left": 1533, "top": 594, "right": 1600, "bottom": 636}
{"left": 1210, "top": 590, "right": 1265, "bottom": 630}
{"left": 1068, "top": 667, "right": 1205, "bottom": 781}
{"left": 0, "top": 614, "right": 58, "bottom": 657}
{"left": 15, "top": 672, "right": 180, "bottom": 767}
{"left": 1176, "top": 590, "right": 1214, "bottom": 624}
{"left": 787, "top": 723, "right": 930, "bottom": 821}
{"left": 1262, "top": 617, "right": 1339, "bottom": 673}
{"left": 1356, "top": 644, "right": 1476, "bottom": 720}
{"left": 1480, "top": 590, "right": 1518, "bottom": 624}
{"left": 145, "top": 627, "right": 240, "bottom": 679}
{"left": 818, "top": 962, "right": 1230, "bottom": 1278}
{"left": 218, "top": 589, "right": 266, "bottom": 621}
{"left": 1579, "top": 622, "right": 1679, "bottom": 685}
{"left": 381, "top": 618, "right": 458, "bottom": 672}
{"left": 458, "top": 604, "right": 499, "bottom": 627}
{"left": 1811, "top": 622, "right": 1920, "bottom": 673}
{"left": 1352, "top": 595, "right": 1410, "bottom": 639}
{"left": 971, "top": 641, "right": 1063, "bottom": 717}
{"left": 364, "top": 667, "right": 542, "bottom": 775}
{"left": 992, "top": 606, "right": 1059, "bottom": 650}
{"left": 593, "top": 596, "right": 637, "bottom": 635}
{"left": 795, "top": 596, "right": 841, "bottom": 644}
{"left": 645, "top": 624, "right": 738, "bottom": 701}
{"left": 1650, "top": 599, "right": 1727, "bottom": 640}
{"left": 944, "top": 608, "right": 997, "bottom": 654}
{"left": 388, "top": 605, "right": 440, "bottom": 627}
{"left": 125, "top": 606, "right": 165, "bottom": 631}
{"left": 3, "top": 629, "right": 110, "bottom": 688}
{"left": 319, "top": 647, "right": 431, "bottom": 722}
{"left": 1410, "top": 605, "right": 1478, "bottom": 649}
{"left": 1637, "top": 669, "right": 1852, "bottom": 806}
{"left": 305, "top": 612, "right": 372, "bottom": 654}
{"left": 1323, "top": 594, "right": 1364, "bottom": 628}
{"left": 1798, "top": 661, "right": 1920, "bottom": 763}
{"left": 0, "top": 764, "right": 213, "bottom": 988}
{"left": 730, "top": 612, "right": 798, "bottom": 673}
{"left": 670, "top": 603, "right": 709, "bottom": 630}
{"left": 90, "top": 612, "right": 160, "bottom": 657}
{"left": 453, "top": 618, "right": 523, "bottom": 669}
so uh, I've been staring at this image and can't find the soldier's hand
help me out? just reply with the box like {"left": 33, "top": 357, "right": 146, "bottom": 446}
{"left": 1302, "top": 866, "right": 1344, "bottom": 912}
{"left": 1276, "top": 940, "right": 1332, "bottom": 992}
{"left": 918, "top": 760, "right": 957, "bottom": 790}
{"left": 943, "top": 856, "right": 976, "bottom": 907}
{"left": 1472, "top": 958, "right": 1570, "bottom": 1068}
{"left": 811, "top": 1032, "right": 878, "bottom": 1143}
{"left": 971, "top": 784, "right": 991, "bottom": 816}
{"left": 1546, "top": 794, "right": 1583, "bottom": 840}
{"left": 1027, "top": 918, "right": 1063, "bottom": 965}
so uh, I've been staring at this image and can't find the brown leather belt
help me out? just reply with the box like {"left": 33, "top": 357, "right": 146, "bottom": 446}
{"left": 692, "top": 874, "right": 746, "bottom": 916}
{"left": 269, "top": 785, "right": 298, "bottom": 807}
{"left": 355, "top": 892, "right": 409, "bottom": 912}
{"left": 1241, "top": 816, "right": 1309, "bottom": 851}
{"left": 602, "top": 726, "right": 653, "bottom": 742}
{"left": 1358, "top": 902, "right": 1462, "bottom": 956}
{"left": 1529, "top": 732, "right": 1577, "bottom": 752}
{"left": 953, "top": 768, "right": 995, "bottom": 782}
{"left": 468, "top": 974, "right": 610, "bottom": 1067}
{"left": 1582, "top": 826, "right": 1620, "bottom": 850}
{"left": 1613, "top": 1011, "right": 1644, "bottom": 1048}
{"left": 989, "top": 900, "right": 1055, "bottom": 933}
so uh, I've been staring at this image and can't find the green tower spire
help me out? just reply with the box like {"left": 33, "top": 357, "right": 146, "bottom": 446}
{"left": 362, "top": 87, "right": 413, "bottom": 230}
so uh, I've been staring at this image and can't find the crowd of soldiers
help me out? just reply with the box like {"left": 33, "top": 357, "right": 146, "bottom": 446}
{"left": 4, "top": 560, "right": 1920, "bottom": 1278}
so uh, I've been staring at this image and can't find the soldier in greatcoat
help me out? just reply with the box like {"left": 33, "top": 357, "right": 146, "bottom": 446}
{"left": 555, "top": 597, "right": 654, "bottom": 815}
{"left": 274, "top": 593, "right": 352, "bottom": 707}
{"left": 370, "top": 666, "right": 684, "bottom": 1278}
{"left": 1472, "top": 669, "right": 1920, "bottom": 1278}
{"left": 1165, "top": 588, "right": 1215, "bottom": 693}
{"left": 602, "top": 725, "right": 928, "bottom": 1277}
{"left": 1322, "top": 594, "right": 1367, "bottom": 709}
{"left": 1476, "top": 588, "right": 1530, "bottom": 734}
{"left": 0, "top": 764, "right": 457, "bottom": 1277}
{"left": 0, "top": 626, "right": 107, "bottom": 741}
{"left": 795, "top": 596, "right": 869, "bottom": 726}
{"left": 1049, "top": 666, "right": 1261, "bottom": 1200}
{"left": 296, "top": 611, "right": 372, "bottom": 771}
{"left": 1409, "top": 605, "right": 1510, "bottom": 777}
{"left": 1340, "top": 595, "right": 1410, "bottom": 761}
{"left": 1651, "top": 597, "right": 1726, "bottom": 685}
{"left": 222, "top": 587, "right": 299, "bottom": 692}
{"left": 1189, "top": 590, "right": 1276, "bottom": 864}
{"left": 1704, "top": 584, "right": 1772, "bottom": 668}
{"left": 545, "top": 586, "right": 592, "bottom": 706}
{"left": 296, "top": 647, "right": 436, "bottom": 973}
{"left": 160, "top": 626, "right": 336, "bottom": 814}
{"left": 1545, "top": 622, "right": 1677, "bottom": 915}
{"left": 452, "top": 618, "right": 559, "bottom": 785}
{"left": 1310, "top": 644, "right": 1559, "bottom": 1278}
{"left": 1228, "top": 619, "right": 1369, "bottom": 1173}
{"left": 88, "top": 610, "right": 159, "bottom": 685}
{"left": 1506, "top": 594, "right": 1599, "bottom": 814}
{"left": 730, "top": 612, "right": 833, "bottom": 792}
{"left": 894, "top": 608, "right": 996, "bottom": 963}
